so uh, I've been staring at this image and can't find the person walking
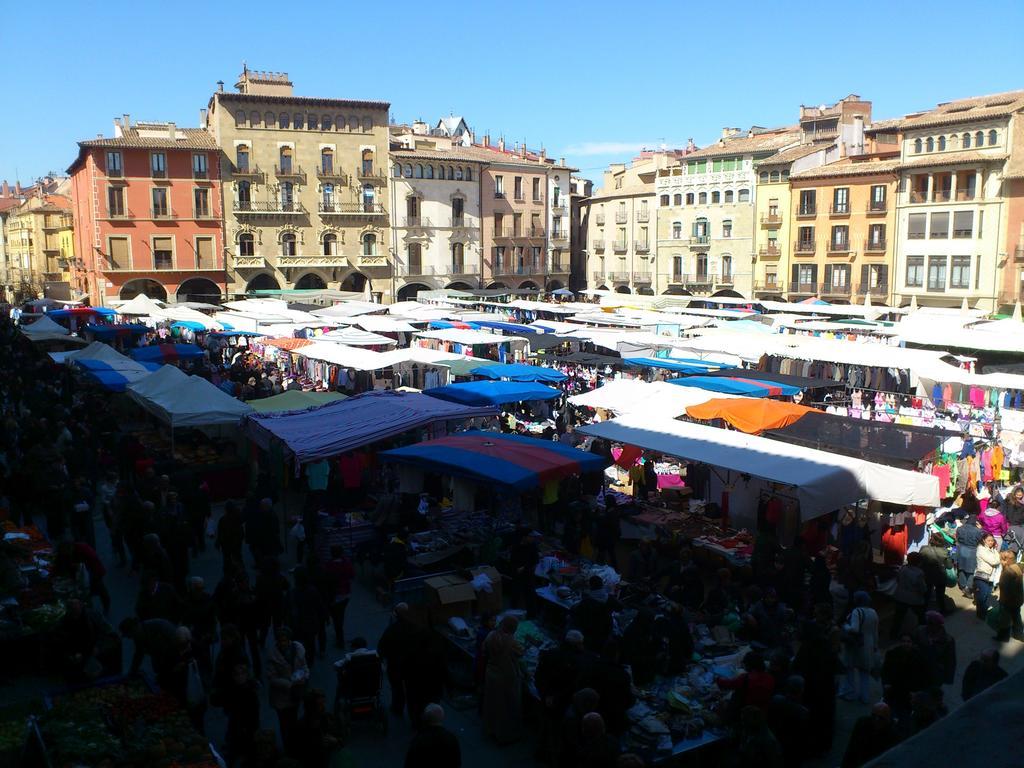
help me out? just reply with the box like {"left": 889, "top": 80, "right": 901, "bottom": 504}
{"left": 323, "top": 545, "right": 354, "bottom": 649}
{"left": 482, "top": 615, "right": 524, "bottom": 745}
{"left": 404, "top": 703, "right": 461, "bottom": 768}
{"left": 378, "top": 603, "right": 418, "bottom": 718}
{"left": 995, "top": 549, "right": 1024, "bottom": 642}
{"left": 974, "top": 533, "right": 1000, "bottom": 620}
{"left": 955, "top": 516, "right": 984, "bottom": 597}
{"left": 889, "top": 553, "right": 928, "bottom": 639}
{"left": 265, "top": 626, "right": 308, "bottom": 752}
{"left": 839, "top": 591, "right": 879, "bottom": 703}
{"left": 918, "top": 532, "right": 952, "bottom": 613}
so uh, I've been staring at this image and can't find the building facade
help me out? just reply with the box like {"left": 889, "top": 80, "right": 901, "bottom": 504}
{"left": 890, "top": 91, "right": 1024, "bottom": 311}
{"left": 655, "top": 129, "right": 799, "bottom": 297}
{"left": 569, "top": 176, "right": 593, "bottom": 293}
{"left": 3, "top": 194, "right": 76, "bottom": 302}
{"left": 206, "top": 69, "right": 392, "bottom": 300}
{"left": 68, "top": 119, "right": 225, "bottom": 304}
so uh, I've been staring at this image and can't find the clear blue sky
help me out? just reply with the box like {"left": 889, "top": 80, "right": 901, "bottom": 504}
{"left": 2, "top": 0, "right": 1023, "bottom": 186}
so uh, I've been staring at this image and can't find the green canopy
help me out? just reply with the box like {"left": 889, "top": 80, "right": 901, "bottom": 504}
{"left": 247, "top": 390, "right": 347, "bottom": 414}
{"left": 437, "top": 358, "right": 504, "bottom": 377}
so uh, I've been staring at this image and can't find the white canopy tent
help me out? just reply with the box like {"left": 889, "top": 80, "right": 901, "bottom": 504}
{"left": 414, "top": 328, "right": 527, "bottom": 346}
{"left": 127, "top": 365, "right": 252, "bottom": 427}
{"left": 569, "top": 379, "right": 740, "bottom": 417}
{"left": 21, "top": 315, "right": 69, "bottom": 336}
{"left": 294, "top": 342, "right": 391, "bottom": 370}
{"left": 115, "top": 294, "right": 167, "bottom": 316}
{"left": 579, "top": 414, "right": 939, "bottom": 520}
{"left": 309, "top": 301, "right": 386, "bottom": 319}
{"left": 319, "top": 327, "right": 398, "bottom": 347}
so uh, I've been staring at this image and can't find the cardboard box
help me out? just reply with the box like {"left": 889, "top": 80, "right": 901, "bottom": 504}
{"left": 424, "top": 574, "right": 477, "bottom": 624}
{"left": 470, "top": 566, "right": 503, "bottom": 615}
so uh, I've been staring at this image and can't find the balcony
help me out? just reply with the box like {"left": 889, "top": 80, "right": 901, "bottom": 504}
{"left": 551, "top": 230, "right": 569, "bottom": 244}
{"left": 595, "top": 214, "right": 606, "bottom": 225}
{"left": 319, "top": 202, "right": 386, "bottom": 216}
{"left": 316, "top": 166, "right": 348, "bottom": 183}
{"left": 794, "top": 239, "right": 816, "bottom": 254}
{"left": 758, "top": 245, "right": 781, "bottom": 259}
{"left": 192, "top": 169, "right": 208, "bottom": 180}
{"left": 685, "top": 274, "right": 713, "bottom": 290}
{"left": 493, "top": 262, "right": 547, "bottom": 277}
{"left": 635, "top": 240, "right": 650, "bottom": 253}
{"left": 592, "top": 270, "right": 607, "bottom": 284}
{"left": 956, "top": 189, "right": 977, "bottom": 202}
{"left": 274, "top": 164, "right": 307, "bottom": 182}
{"left": 358, "top": 168, "right": 388, "bottom": 185}
{"left": 232, "top": 164, "right": 264, "bottom": 180}
{"left": 357, "top": 253, "right": 388, "bottom": 268}
{"left": 608, "top": 271, "right": 630, "bottom": 283}
{"left": 449, "top": 262, "right": 480, "bottom": 276}
{"left": 401, "top": 216, "right": 432, "bottom": 228}
{"left": 796, "top": 205, "right": 817, "bottom": 218}
{"left": 450, "top": 216, "right": 469, "bottom": 228}
{"left": 789, "top": 282, "right": 818, "bottom": 294}
{"left": 593, "top": 241, "right": 605, "bottom": 253}
{"left": 232, "top": 256, "right": 267, "bottom": 269}
{"left": 636, "top": 210, "right": 650, "bottom": 223}
{"left": 193, "top": 208, "right": 218, "bottom": 220}
{"left": 494, "top": 191, "right": 505, "bottom": 199}
{"left": 867, "top": 202, "right": 887, "bottom": 215}
{"left": 151, "top": 209, "right": 176, "bottom": 220}
{"left": 820, "top": 281, "right": 852, "bottom": 296}
{"left": 612, "top": 240, "right": 628, "bottom": 253}
{"left": 827, "top": 239, "right": 853, "bottom": 254}
{"left": 526, "top": 227, "right": 546, "bottom": 239}
{"left": 909, "top": 190, "right": 929, "bottom": 204}
{"left": 633, "top": 271, "right": 652, "bottom": 284}
{"left": 235, "top": 200, "right": 306, "bottom": 215}
{"left": 829, "top": 204, "right": 851, "bottom": 217}
{"left": 933, "top": 189, "right": 952, "bottom": 203}
{"left": 1015, "top": 245, "right": 1024, "bottom": 262}
{"left": 276, "top": 254, "right": 348, "bottom": 269}
{"left": 549, "top": 261, "right": 570, "bottom": 274}
{"left": 688, "top": 236, "right": 710, "bottom": 249}
{"left": 760, "top": 213, "right": 782, "bottom": 227}
{"left": 754, "top": 280, "right": 784, "bottom": 293}
{"left": 856, "top": 283, "right": 889, "bottom": 297}
{"left": 864, "top": 238, "right": 887, "bottom": 252}
{"left": 551, "top": 203, "right": 568, "bottom": 216}
{"left": 615, "top": 212, "right": 628, "bottom": 224}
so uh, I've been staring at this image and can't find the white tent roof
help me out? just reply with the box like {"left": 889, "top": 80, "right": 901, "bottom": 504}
{"left": 414, "top": 328, "right": 526, "bottom": 345}
{"left": 579, "top": 414, "right": 940, "bottom": 519}
{"left": 896, "top": 315, "right": 1024, "bottom": 353}
{"left": 341, "top": 315, "right": 417, "bottom": 333}
{"left": 569, "top": 379, "right": 739, "bottom": 417}
{"left": 22, "top": 315, "right": 69, "bottom": 336}
{"left": 60, "top": 341, "right": 129, "bottom": 364}
{"left": 294, "top": 342, "right": 390, "bottom": 370}
{"left": 310, "top": 301, "right": 386, "bottom": 318}
{"left": 320, "top": 327, "right": 398, "bottom": 347}
{"left": 116, "top": 294, "right": 167, "bottom": 316}
{"left": 152, "top": 305, "right": 224, "bottom": 330}
{"left": 375, "top": 346, "right": 464, "bottom": 367}
{"left": 127, "top": 365, "right": 252, "bottom": 426}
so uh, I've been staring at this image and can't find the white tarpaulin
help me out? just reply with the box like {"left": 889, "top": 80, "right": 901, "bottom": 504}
{"left": 115, "top": 294, "right": 166, "bottom": 316}
{"left": 295, "top": 342, "right": 390, "bottom": 370}
{"left": 320, "top": 327, "right": 398, "bottom": 347}
{"left": 569, "top": 379, "right": 740, "bottom": 417}
{"left": 127, "top": 365, "right": 252, "bottom": 426}
{"left": 579, "top": 414, "right": 939, "bottom": 519}
{"left": 21, "top": 315, "right": 69, "bottom": 336}
{"left": 414, "top": 328, "right": 527, "bottom": 345}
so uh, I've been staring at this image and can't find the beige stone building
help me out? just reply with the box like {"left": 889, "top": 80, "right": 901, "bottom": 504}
{"left": 2, "top": 192, "right": 75, "bottom": 301}
{"left": 206, "top": 69, "right": 392, "bottom": 300}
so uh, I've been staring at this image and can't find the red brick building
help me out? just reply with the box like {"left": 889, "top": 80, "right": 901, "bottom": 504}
{"left": 68, "top": 117, "right": 226, "bottom": 304}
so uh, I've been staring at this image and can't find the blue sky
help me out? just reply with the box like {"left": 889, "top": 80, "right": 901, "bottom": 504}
{"left": 2, "top": 0, "right": 1023, "bottom": 186}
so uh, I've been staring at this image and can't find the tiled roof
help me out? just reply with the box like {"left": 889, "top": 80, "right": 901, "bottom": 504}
{"left": 899, "top": 150, "right": 1007, "bottom": 170}
{"left": 682, "top": 128, "right": 800, "bottom": 160}
{"left": 78, "top": 126, "right": 218, "bottom": 151}
{"left": 790, "top": 158, "right": 902, "bottom": 179}
{"left": 391, "top": 143, "right": 576, "bottom": 171}
{"left": 755, "top": 143, "right": 827, "bottom": 166}
{"left": 217, "top": 92, "right": 389, "bottom": 110}
{"left": 0, "top": 198, "right": 21, "bottom": 213}
{"left": 864, "top": 117, "right": 903, "bottom": 133}
{"left": 887, "top": 90, "right": 1024, "bottom": 131}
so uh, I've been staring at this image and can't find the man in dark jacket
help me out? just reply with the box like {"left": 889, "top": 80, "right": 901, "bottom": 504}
{"left": 841, "top": 703, "right": 901, "bottom": 768}
{"left": 378, "top": 603, "right": 418, "bottom": 717}
{"left": 577, "top": 639, "right": 635, "bottom": 735}
{"left": 536, "top": 630, "right": 590, "bottom": 761}
{"left": 571, "top": 576, "right": 615, "bottom": 653}
{"left": 404, "top": 703, "right": 460, "bottom": 768}
{"left": 767, "top": 675, "right": 810, "bottom": 766}
{"left": 961, "top": 649, "right": 1008, "bottom": 700}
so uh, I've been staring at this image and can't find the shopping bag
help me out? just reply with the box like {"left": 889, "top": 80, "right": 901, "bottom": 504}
{"left": 945, "top": 567, "right": 957, "bottom": 588}
{"left": 986, "top": 603, "right": 1010, "bottom": 632}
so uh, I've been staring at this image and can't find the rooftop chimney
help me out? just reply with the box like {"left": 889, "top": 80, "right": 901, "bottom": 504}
{"left": 686, "top": 138, "right": 696, "bottom": 152}
{"left": 559, "top": 157, "right": 565, "bottom": 166}
{"left": 1, "top": 181, "right": 8, "bottom": 197}
{"left": 483, "top": 132, "right": 490, "bottom": 147}
{"left": 539, "top": 147, "right": 546, "bottom": 160}
{"left": 167, "top": 122, "right": 177, "bottom": 140}
{"left": 199, "top": 108, "right": 208, "bottom": 130}
{"left": 498, "top": 136, "right": 505, "bottom": 152}
{"left": 217, "top": 80, "right": 225, "bottom": 93}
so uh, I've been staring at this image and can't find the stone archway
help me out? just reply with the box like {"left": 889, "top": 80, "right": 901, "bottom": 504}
{"left": 294, "top": 273, "right": 328, "bottom": 290}
{"left": 445, "top": 281, "right": 474, "bottom": 291}
{"left": 546, "top": 280, "right": 565, "bottom": 291}
{"left": 397, "top": 282, "right": 431, "bottom": 301}
{"left": 519, "top": 280, "right": 539, "bottom": 290}
{"left": 487, "top": 282, "right": 508, "bottom": 290}
{"left": 637, "top": 286, "right": 654, "bottom": 295}
{"left": 176, "top": 278, "right": 222, "bottom": 304}
{"left": 120, "top": 278, "right": 167, "bottom": 302}
{"left": 710, "top": 289, "right": 744, "bottom": 298}
{"left": 341, "top": 272, "right": 369, "bottom": 293}
{"left": 663, "top": 286, "right": 692, "bottom": 296}
{"left": 246, "top": 273, "right": 281, "bottom": 293}
{"left": 615, "top": 285, "right": 632, "bottom": 294}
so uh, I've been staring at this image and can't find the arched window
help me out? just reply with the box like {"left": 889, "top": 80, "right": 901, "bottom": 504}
{"left": 721, "top": 254, "right": 733, "bottom": 281}
{"left": 403, "top": 164, "right": 413, "bottom": 178}
{"left": 281, "top": 232, "right": 297, "bottom": 256}
{"left": 660, "top": 194, "right": 669, "bottom": 206}
{"left": 722, "top": 219, "right": 732, "bottom": 238}
{"left": 235, "top": 145, "right": 250, "bottom": 172}
{"left": 238, "top": 232, "right": 255, "bottom": 257}
{"left": 322, "top": 183, "right": 334, "bottom": 207}
{"left": 724, "top": 190, "right": 734, "bottom": 203}
{"left": 279, "top": 146, "right": 293, "bottom": 173}
{"left": 425, "top": 165, "right": 434, "bottom": 179}
{"left": 362, "top": 149, "right": 374, "bottom": 175}
{"left": 323, "top": 232, "right": 338, "bottom": 256}
{"left": 236, "top": 180, "right": 251, "bottom": 207}
{"left": 362, "top": 183, "right": 375, "bottom": 211}
{"left": 975, "top": 131, "right": 984, "bottom": 146}
{"left": 698, "top": 191, "right": 708, "bottom": 204}
{"left": 348, "top": 116, "right": 358, "bottom": 132}
{"left": 914, "top": 138, "right": 922, "bottom": 153}
{"left": 465, "top": 167, "right": 472, "bottom": 181}
{"left": 235, "top": 110, "right": 246, "bottom": 127}
{"left": 414, "top": 164, "right": 423, "bottom": 178}
{"left": 393, "top": 164, "right": 402, "bottom": 178}
{"left": 685, "top": 192, "right": 694, "bottom": 205}
{"left": 447, "top": 166, "right": 455, "bottom": 180}
{"left": 320, "top": 148, "right": 334, "bottom": 174}
{"left": 250, "top": 111, "right": 260, "bottom": 127}
{"left": 293, "top": 113, "right": 304, "bottom": 130}
{"left": 455, "top": 166, "right": 463, "bottom": 180}
{"left": 925, "top": 137, "right": 934, "bottom": 152}
{"left": 962, "top": 132, "right": 971, "bottom": 149}
{"left": 672, "top": 221, "right": 682, "bottom": 239}
{"left": 693, "top": 217, "right": 709, "bottom": 238}
{"left": 738, "top": 188, "right": 750, "bottom": 202}
{"left": 362, "top": 233, "right": 377, "bottom": 256}
{"left": 759, "top": 171, "right": 769, "bottom": 183}
{"left": 308, "top": 115, "right": 318, "bottom": 130}
{"left": 711, "top": 191, "right": 721, "bottom": 204}
{"left": 279, "top": 113, "right": 290, "bottom": 129}
{"left": 989, "top": 129, "right": 998, "bottom": 145}
{"left": 938, "top": 136, "right": 946, "bottom": 151}
{"left": 673, "top": 193, "right": 682, "bottom": 205}
{"left": 336, "top": 115, "right": 346, "bottom": 130}
{"left": 322, "top": 115, "right": 332, "bottom": 131}
{"left": 362, "top": 117, "right": 372, "bottom": 132}
{"left": 769, "top": 170, "right": 780, "bottom": 183}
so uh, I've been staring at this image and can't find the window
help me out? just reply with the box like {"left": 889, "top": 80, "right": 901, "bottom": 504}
{"left": 235, "top": 110, "right": 246, "bottom": 128}
{"left": 292, "top": 113, "right": 303, "bottom": 130}
{"left": 403, "top": 163, "right": 412, "bottom": 178}
{"left": 799, "top": 189, "right": 816, "bottom": 215}
{"left": 193, "top": 188, "right": 209, "bottom": 217}
{"left": 450, "top": 242, "right": 466, "bottom": 272}
{"left": 322, "top": 115, "right": 332, "bottom": 131}
{"left": 321, "top": 149, "right": 334, "bottom": 173}
{"left": 322, "top": 183, "right": 335, "bottom": 208}
{"left": 106, "top": 151, "right": 122, "bottom": 176}
{"left": 960, "top": 132, "right": 971, "bottom": 149}
{"left": 414, "top": 164, "right": 423, "bottom": 179}
{"left": 906, "top": 256, "right": 924, "bottom": 287}
{"left": 724, "top": 190, "right": 734, "bottom": 203}
{"left": 868, "top": 223, "right": 886, "bottom": 247}
{"left": 452, "top": 197, "right": 464, "bottom": 223}
{"left": 447, "top": 166, "right": 455, "bottom": 180}
{"left": 406, "top": 195, "right": 419, "bottom": 222}
{"left": 238, "top": 233, "right": 255, "bottom": 257}
{"left": 151, "top": 152, "right": 166, "bottom": 178}
{"left": 950, "top": 255, "right": 971, "bottom": 289}
{"left": 926, "top": 137, "right": 934, "bottom": 152}
{"left": 453, "top": 166, "right": 462, "bottom": 180}
{"left": 953, "top": 210, "right": 974, "bottom": 238}
{"left": 277, "top": 181, "right": 294, "bottom": 211}
{"left": 698, "top": 192, "right": 707, "bottom": 204}
{"left": 660, "top": 194, "right": 669, "bottom": 206}
{"left": 193, "top": 153, "right": 208, "bottom": 178}
{"left": 672, "top": 221, "right": 682, "bottom": 239}
{"left": 869, "top": 185, "right": 886, "bottom": 211}
{"left": 532, "top": 178, "right": 541, "bottom": 201}
{"left": 768, "top": 199, "right": 779, "bottom": 217}
{"left": 929, "top": 212, "right": 949, "bottom": 238}
{"left": 108, "top": 237, "right": 129, "bottom": 269}
{"left": 739, "top": 189, "right": 751, "bottom": 202}
{"left": 307, "top": 115, "right": 318, "bottom": 131}
{"left": 693, "top": 217, "right": 709, "bottom": 239}
{"left": 833, "top": 187, "right": 849, "bottom": 214}
{"left": 711, "top": 191, "right": 720, "bottom": 204}
{"left": 236, "top": 180, "right": 251, "bottom": 208}
{"left": 280, "top": 233, "right": 297, "bottom": 256}
{"left": 685, "top": 192, "right": 694, "bottom": 205}
{"left": 792, "top": 263, "right": 818, "bottom": 289}
{"left": 494, "top": 175, "right": 504, "bottom": 197}
{"left": 721, "top": 254, "right": 732, "bottom": 281}
{"left": 514, "top": 176, "right": 523, "bottom": 200}
{"left": 279, "top": 113, "right": 290, "bottom": 129}
{"left": 236, "top": 145, "right": 250, "bottom": 172}
{"left": 759, "top": 171, "right": 769, "bottom": 183}
{"left": 279, "top": 147, "right": 293, "bottom": 173}
{"left": 363, "top": 234, "right": 376, "bottom": 256}
{"left": 797, "top": 225, "right": 814, "bottom": 248}
{"left": 769, "top": 171, "right": 780, "bottom": 183}
{"left": 465, "top": 167, "right": 473, "bottom": 181}
{"left": 674, "top": 193, "right": 683, "bottom": 206}
{"left": 362, "top": 150, "right": 374, "bottom": 175}
{"left": 425, "top": 165, "right": 434, "bottom": 179}
{"left": 493, "top": 246, "right": 506, "bottom": 271}
{"left": 927, "top": 256, "right": 947, "bottom": 291}
{"left": 861, "top": 264, "right": 888, "bottom": 290}
{"left": 672, "top": 255, "right": 683, "bottom": 280}
{"left": 153, "top": 236, "right": 173, "bottom": 269}
{"left": 908, "top": 213, "right": 927, "bottom": 239}
{"left": 826, "top": 264, "right": 850, "bottom": 288}
{"left": 975, "top": 131, "right": 984, "bottom": 147}
{"left": 722, "top": 220, "right": 732, "bottom": 238}
{"left": 831, "top": 225, "right": 849, "bottom": 249}
{"left": 151, "top": 187, "right": 169, "bottom": 217}
{"left": 362, "top": 184, "right": 375, "bottom": 211}
{"left": 264, "top": 112, "right": 276, "bottom": 128}
{"left": 938, "top": 136, "right": 946, "bottom": 151}
{"left": 407, "top": 243, "right": 423, "bottom": 273}
{"left": 914, "top": 138, "right": 923, "bottom": 153}
{"left": 196, "top": 237, "right": 214, "bottom": 269}
{"left": 107, "top": 186, "right": 125, "bottom": 217}
{"left": 989, "top": 130, "right": 998, "bottom": 146}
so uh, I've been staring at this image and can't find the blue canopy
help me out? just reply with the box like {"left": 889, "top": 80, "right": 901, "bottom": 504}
{"left": 76, "top": 359, "right": 161, "bottom": 392}
{"left": 428, "top": 320, "right": 480, "bottom": 330}
{"left": 171, "top": 321, "right": 207, "bottom": 332}
{"left": 668, "top": 375, "right": 801, "bottom": 397}
{"left": 424, "top": 380, "right": 561, "bottom": 406}
{"left": 471, "top": 319, "right": 535, "bottom": 335}
{"left": 129, "top": 344, "right": 204, "bottom": 363}
{"left": 84, "top": 323, "right": 150, "bottom": 340}
{"left": 208, "top": 330, "right": 264, "bottom": 338}
{"left": 625, "top": 357, "right": 733, "bottom": 374}
{"left": 551, "top": 288, "right": 574, "bottom": 297}
{"left": 380, "top": 430, "right": 608, "bottom": 490}
{"left": 471, "top": 362, "right": 568, "bottom": 383}
{"left": 48, "top": 307, "right": 117, "bottom": 319}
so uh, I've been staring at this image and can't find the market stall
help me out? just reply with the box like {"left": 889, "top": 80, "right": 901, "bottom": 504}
{"left": 470, "top": 362, "right": 568, "bottom": 383}
{"left": 247, "top": 389, "right": 347, "bottom": 413}
{"left": 423, "top": 381, "right": 561, "bottom": 407}
{"left": 128, "top": 344, "right": 204, "bottom": 364}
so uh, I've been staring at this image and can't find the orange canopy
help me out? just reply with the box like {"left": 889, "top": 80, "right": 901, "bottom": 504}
{"left": 686, "top": 397, "right": 818, "bottom": 434}
{"left": 264, "top": 337, "right": 313, "bottom": 351}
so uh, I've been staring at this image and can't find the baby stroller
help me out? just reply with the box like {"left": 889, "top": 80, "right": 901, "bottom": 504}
{"left": 334, "top": 649, "right": 388, "bottom": 738}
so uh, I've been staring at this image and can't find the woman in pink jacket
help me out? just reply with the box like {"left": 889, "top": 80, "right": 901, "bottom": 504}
{"left": 979, "top": 499, "right": 1009, "bottom": 547}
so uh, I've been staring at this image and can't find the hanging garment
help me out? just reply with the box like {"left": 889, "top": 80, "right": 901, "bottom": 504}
{"left": 881, "top": 524, "right": 909, "bottom": 565}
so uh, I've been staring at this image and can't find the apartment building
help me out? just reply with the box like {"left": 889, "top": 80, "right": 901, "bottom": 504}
{"left": 3, "top": 193, "right": 76, "bottom": 302}
{"left": 68, "top": 118, "right": 224, "bottom": 304}
{"left": 1005, "top": 121, "right": 1024, "bottom": 305}
{"left": 569, "top": 177, "right": 593, "bottom": 292}
{"left": 206, "top": 69, "right": 392, "bottom": 300}
{"left": 656, "top": 128, "right": 799, "bottom": 297}
{"left": 890, "top": 91, "right": 1024, "bottom": 311}
{"left": 0, "top": 198, "right": 19, "bottom": 301}
{"left": 586, "top": 150, "right": 683, "bottom": 294}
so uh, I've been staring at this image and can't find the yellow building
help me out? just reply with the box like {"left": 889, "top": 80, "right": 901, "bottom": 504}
{"left": 2, "top": 194, "right": 75, "bottom": 301}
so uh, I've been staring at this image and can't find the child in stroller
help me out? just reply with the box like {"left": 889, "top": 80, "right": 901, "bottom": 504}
{"left": 334, "top": 637, "right": 388, "bottom": 736}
